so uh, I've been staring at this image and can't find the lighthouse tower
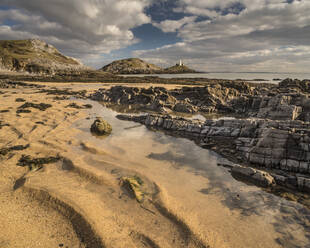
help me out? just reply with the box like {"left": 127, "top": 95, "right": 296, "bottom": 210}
{"left": 178, "top": 60, "right": 184, "bottom": 66}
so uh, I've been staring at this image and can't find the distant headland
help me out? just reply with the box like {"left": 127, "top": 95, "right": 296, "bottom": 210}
{"left": 0, "top": 39, "right": 198, "bottom": 75}
{"left": 100, "top": 58, "right": 198, "bottom": 74}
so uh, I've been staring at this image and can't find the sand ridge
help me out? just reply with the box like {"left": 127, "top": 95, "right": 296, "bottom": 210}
{"left": 1, "top": 81, "right": 309, "bottom": 248}
{"left": 0, "top": 83, "right": 214, "bottom": 248}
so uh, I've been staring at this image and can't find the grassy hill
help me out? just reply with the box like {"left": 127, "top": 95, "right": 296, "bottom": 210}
{"left": 100, "top": 58, "right": 162, "bottom": 74}
{"left": 101, "top": 58, "right": 198, "bottom": 74}
{"left": 0, "top": 39, "right": 86, "bottom": 74}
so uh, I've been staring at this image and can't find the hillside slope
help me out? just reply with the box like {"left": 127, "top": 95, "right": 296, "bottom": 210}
{"left": 100, "top": 58, "right": 162, "bottom": 74}
{"left": 163, "top": 64, "right": 197, "bottom": 74}
{"left": 0, "top": 39, "right": 87, "bottom": 74}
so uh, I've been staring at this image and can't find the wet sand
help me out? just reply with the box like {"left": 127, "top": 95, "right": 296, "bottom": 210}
{"left": 0, "top": 82, "right": 309, "bottom": 248}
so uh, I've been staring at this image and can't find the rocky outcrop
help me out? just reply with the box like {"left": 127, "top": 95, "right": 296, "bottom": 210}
{"left": 0, "top": 39, "right": 88, "bottom": 74}
{"left": 91, "top": 81, "right": 256, "bottom": 114}
{"left": 92, "top": 79, "right": 310, "bottom": 121}
{"left": 100, "top": 58, "right": 162, "bottom": 74}
{"left": 90, "top": 117, "right": 112, "bottom": 136}
{"left": 116, "top": 113, "right": 310, "bottom": 192}
{"left": 91, "top": 78, "right": 310, "bottom": 192}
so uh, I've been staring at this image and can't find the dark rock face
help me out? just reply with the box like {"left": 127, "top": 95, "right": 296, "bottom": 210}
{"left": 92, "top": 78, "right": 310, "bottom": 120}
{"left": 91, "top": 81, "right": 255, "bottom": 114}
{"left": 90, "top": 117, "right": 112, "bottom": 136}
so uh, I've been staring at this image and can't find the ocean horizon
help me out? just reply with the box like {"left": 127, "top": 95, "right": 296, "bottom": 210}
{"left": 121, "top": 72, "right": 310, "bottom": 84}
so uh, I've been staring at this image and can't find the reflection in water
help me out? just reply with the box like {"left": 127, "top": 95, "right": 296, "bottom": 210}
{"left": 73, "top": 99, "right": 310, "bottom": 248}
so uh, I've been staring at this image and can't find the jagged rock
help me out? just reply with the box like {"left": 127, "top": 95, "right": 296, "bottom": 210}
{"left": 100, "top": 79, "right": 310, "bottom": 193}
{"left": 173, "top": 102, "right": 197, "bottom": 113}
{"left": 90, "top": 117, "right": 112, "bottom": 136}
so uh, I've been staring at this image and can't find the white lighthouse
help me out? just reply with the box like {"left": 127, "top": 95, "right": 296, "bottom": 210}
{"left": 178, "top": 60, "right": 184, "bottom": 66}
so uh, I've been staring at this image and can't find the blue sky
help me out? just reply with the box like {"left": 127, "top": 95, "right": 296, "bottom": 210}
{"left": 0, "top": 0, "right": 309, "bottom": 72}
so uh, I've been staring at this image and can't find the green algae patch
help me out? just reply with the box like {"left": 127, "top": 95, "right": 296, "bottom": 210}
{"left": 0, "top": 144, "right": 29, "bottom": 156}
{"left": 17, "top": 154, "right": 61, "bottom": 171}
{"left": 18, "top": 102, "right": 52, "bottom": 111}
{"left": 120, "top": 176, "right": 144, "bottom": 203}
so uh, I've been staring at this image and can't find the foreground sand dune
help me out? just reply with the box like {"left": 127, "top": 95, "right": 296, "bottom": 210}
{"left": 0, "top": 83, "right": 213, "bottom": 248}
{"left": 1, "top": 82, "right": 309, "bottom": 248}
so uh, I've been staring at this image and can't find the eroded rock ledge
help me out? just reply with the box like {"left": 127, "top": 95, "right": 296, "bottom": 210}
{"left": 92, "top": 78, "right": 310, "bottom": 121}
{"left": 116, "top": 113, "right": 310, "bottom": 193}
{"left": 91, "top": 78, "right": 310, "bottom": 193}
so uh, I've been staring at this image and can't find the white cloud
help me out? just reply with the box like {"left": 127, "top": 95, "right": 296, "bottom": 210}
{"left": 153, "top": 16, "right": 197, "bottom": 33}
{"left": 0, "top": 0, "right": 152, "bottom": 66}
{"left": 1, "top": 0, "right": 309, "bottom": 72}
{"left": 136, "top": 0, "right": 310, "bottom": 72}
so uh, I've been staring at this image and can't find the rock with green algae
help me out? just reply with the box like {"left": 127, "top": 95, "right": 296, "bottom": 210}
{"left": 120, "top": 176, "right": 144, "bottom": 203}
{"left": 18, "top": 102, "right": 52, "bottom": 111}
{"left": 0, "top": 144, "right": 29, "bottom": 156}
{"left": 17, "top": 154, "right": 61, "bottom": 171}
{"left": 90, "top": 117, "right": 112, "bottom": 136}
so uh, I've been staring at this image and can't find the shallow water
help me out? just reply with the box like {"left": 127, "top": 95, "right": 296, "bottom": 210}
{"left": 121, "top": 72, "right": 310, "bottom": 84}
{"left": 72, "top": 100, "right": 310, "bottom": 248}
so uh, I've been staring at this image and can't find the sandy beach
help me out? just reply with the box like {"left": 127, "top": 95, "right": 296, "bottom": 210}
{"left": 1, "top": 81, "right": 309, "bottom": 248}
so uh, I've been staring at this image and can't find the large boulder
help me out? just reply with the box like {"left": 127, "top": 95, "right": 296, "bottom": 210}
{"left": 90, "top": 117, "right": 112, "bottom": 135}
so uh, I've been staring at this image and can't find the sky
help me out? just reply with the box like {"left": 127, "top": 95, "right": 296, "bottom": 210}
{"left": 0, "top": 0, "right": 309, "bottom": 72}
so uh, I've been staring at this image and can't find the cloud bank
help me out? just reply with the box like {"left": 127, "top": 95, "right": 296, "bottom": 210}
{"left": 0, "top": 0, "right": 309, "bottom": 72}
{"left": 0, "top": 0, "right": 151, "bottom": 66}
{"left": 139, "top": 0, "right": 310, "bottom": 72}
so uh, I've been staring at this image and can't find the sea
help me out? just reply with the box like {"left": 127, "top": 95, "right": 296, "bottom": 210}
{"left": 121, "top": 72, "right": 310, "bottom": 84}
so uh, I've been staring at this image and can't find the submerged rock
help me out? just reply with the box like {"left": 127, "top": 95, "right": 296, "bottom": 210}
{"left": 120, "top": 176, "right": 144, "bottom": 202}
{"left": 231, "top": 165, "right": 275, "bottom": 187}
{"left": 90, "top": 117, "right": 112, "bottom": 136}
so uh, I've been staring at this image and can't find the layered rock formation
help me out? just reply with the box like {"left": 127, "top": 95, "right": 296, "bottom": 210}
{"left": 116, "top": 113, "right": 310, "bottom": 192}
{"left": 91, "top": 78, "right": 310, "bottom": 192}
{"left": 0, "top": 39, "right": 88, "bottom": 74}
{"left": 91, "top": 81, "right": 257, "bottom": 114}
{"left": 92, "top": 79, "right": 310, "bottom": 120}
